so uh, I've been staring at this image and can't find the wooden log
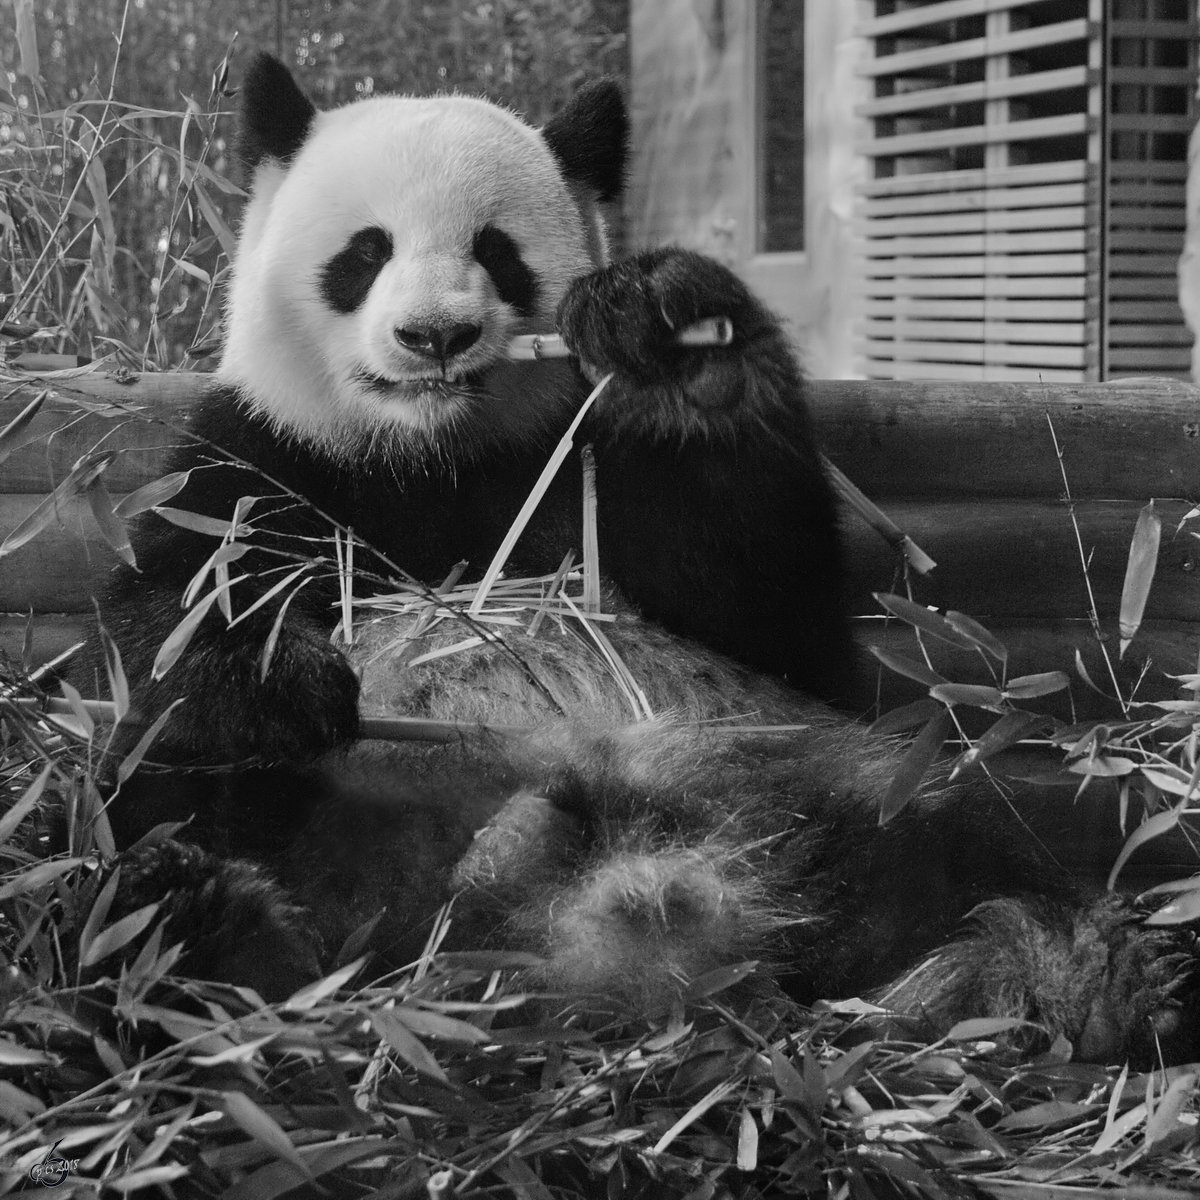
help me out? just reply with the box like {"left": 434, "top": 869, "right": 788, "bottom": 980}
{"left": 859, "top": 362, "right": 1089, "bottom": 384}
{"left": 814, "top": 377, "right": 1200, "bottom": 500}
{"left": 3, "top": 371, "right": 1200, "bottom": 501}
{"left": 844, "top": 498, "right": 1200, "bottom": 624}
{"left": 0, "top": 372, "right": 196, "bottom": 492}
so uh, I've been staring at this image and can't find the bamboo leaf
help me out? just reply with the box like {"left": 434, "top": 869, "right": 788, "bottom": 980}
{"left": 874, "top": 593, "right": 976, "bottom": 649}
{"left": 0, "top": 388, "right": 47, "bottom": 464}
{"left": 183, "top": 541, "right": 249, "bottom": 610}
{"left": 222, "top": 1139, "right": 391, "bottom": 1200}
{"left": 683, "top": 960, "right": 760, "bottom": 999}
{"left": 215, "top": 555, "right": 233, "bottom": 623}
{"left": 0, "top": 763, "right": 53, "bottom": 846}
{"left": 1107, "top": 804, "right": 1186, "bottom": 890}
{"left": 1119, "top": 499, "right": 1161, "bottom": 657}
{"left": 0, "top": 451, "right": 116, "bottom": 559}
{"left": 78, "top": 867, "right": 122, "bottom": 966}
{"left": 868, "top": 645, "right": 947, "bottom": 688}
{"left": 0, "top": 1038, "right": 52, "bottom": 1066}
{"left": 152, "top": 506, "right": 247, "bottom": 537}
{"left": 824, "top": 1041, "right": 877, "bottom": 1090}
{"left": 0, "top": 857, "right": 85, "bottom": 900}
{"left": 653, "top": 1079, "right": 741, "bottom": 1153}
{"left": 1069, "top": 755, "right": 1136, "bottom": 778}
{"left": 116, "top": 699, "right": 187, "bottom": 785}
{"left": 1091, "top": 1095, "right": 1149, "bottom": 1154}
{"left": 392, "top": 1007, "right": 489, "bottom": 1044}
{"left": 152, "top": 580, "right": 244, "bottom": 680}
{"left": 1145, "top": 885, "right": 1200, "bottom": 926}
{"left": 194, "top": 180, "right": 238, "bottom": 257}
{"left": 944, "top": 611, "right": 1008, "bottom": 661}
{"left": 995, "top": 1100, "right": 1095, "bottom": 1132}
{"left": 114, "top": 471, "right": 191, "bottom": 518}
{"left": 370, "top": 1010, "right": 447, "bottom": 1081}
{"left": 334, "top": 909, "right": 386, "bottom": 967}
{"left": 108, "top": 1165, "right": 191, "bottom": 1193}
{"left": 58, "top": 679, "right": 95, "bottom": 739}
{"left": 869, "top": 699, "right": 941, "bottom": 737}
{"left": 929, "top": 683, "right": 1004, "bottom": 708}
{"left": 954, "top": 711, "right": 1047, "bottom": 773}
{"left": 1144, "top": 1071, "right": 1197, "bottom": 1146}
{"left": 1144, "top": 873, "right": 1200, "bottom": 896}
{"left": 215, "top": 1091, "right": 314, "bottom": 1185}
{"left": 737, "top": 1108, "right": 759, "bottom": 1171}
{"left": 879, "top": 709, "right": 952, "bottom": 824}
{"left": 283, "top": 958, "right": 365, "bottom": 1011}
{"left": 81, "top": 902, "right": 161, "bottom": 968}
{"left": 1140, "top": 767, "right": 1199, "bottom": 799}
{"left": 946, "top": 1016, "right": 1033, "bottom": 1040}
{"left": 126, "top": 820, "right": 191, "bottom": 852}
{"left": 95, "top": 619, "right": 130, "bottom": 722}
{"left": 259, "top": 578, "right": 314, "bottom": 682}
{"left": 85, "top": 477, "right": 134, "bottom": 566}
{"left": 1004, "top": 671, "right": 1070, "bottom": 699}
{"left": 12, "top": 0, "right": 38, "bottom": 77}
{"left": 1141, "top": 699, "right": 1200, "bottom": 713}
{"left": 495, "top": 1159, "right": 555, "bottom": 1200}
{"left": 1099, "top": 1063, "right": 1130, "bottom": 1148}
{"left": 1074, "top": 648, "right": 1108, "bottom": 697}
{"left": 229, "top": 564, "right": 313, "bottom": 628}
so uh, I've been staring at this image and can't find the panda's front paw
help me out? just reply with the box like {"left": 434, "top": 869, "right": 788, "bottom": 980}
{"left": 134, "top": 624, "right": 362, "bottom": 767}
{"left": 252, "top": 634, "right": 362, "bottom": 762}
{"left": 558, "top": 248, "right": 765, "bottom": 388}
{"left": 105, "top": 840, "right": 322, "bottom": 1001}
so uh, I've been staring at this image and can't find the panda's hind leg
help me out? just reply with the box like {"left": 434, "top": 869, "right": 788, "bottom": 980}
{"left": 456, "top": 721, "right": 806, "bottom": 1008}
{"left": 529, "top": 844, "right": 787, "bottom": 1010}
{"left": 879, "top": 893, "right": 1200, "bottom": 1065}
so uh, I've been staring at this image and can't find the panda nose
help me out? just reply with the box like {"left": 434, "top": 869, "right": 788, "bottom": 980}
{"left": 394, "top": 322, "right": 482, "bottom": 361}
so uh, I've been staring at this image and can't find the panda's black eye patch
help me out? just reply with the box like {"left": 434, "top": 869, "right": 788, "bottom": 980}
{"left": 320, "top": 226, "right": 393, "bottom": 314}
{"left": 473, "top": 225, "right": 539, "bottom": 318}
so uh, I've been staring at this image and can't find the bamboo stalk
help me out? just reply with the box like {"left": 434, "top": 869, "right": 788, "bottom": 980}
{"left": 820, "top": 457, "right": 936, "bottom": 575}
{"left": 18, "top": 697, "right": 812, "bottom": 743}
{"left": 506, "top": 316, "right": 733, "bottom": 361}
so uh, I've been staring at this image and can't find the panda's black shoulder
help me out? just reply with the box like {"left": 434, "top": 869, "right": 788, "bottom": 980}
{"left": 176, "top": 383, "right": 369, "bottom": 515}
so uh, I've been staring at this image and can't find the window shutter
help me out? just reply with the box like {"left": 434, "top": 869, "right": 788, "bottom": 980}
{"left": 856, "top": 0, "right": 1196, "bottom": 382}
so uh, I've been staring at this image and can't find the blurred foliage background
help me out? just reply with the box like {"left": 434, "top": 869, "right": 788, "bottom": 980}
{"left": 0, "top": 0, "right": 629, "bottom": 368}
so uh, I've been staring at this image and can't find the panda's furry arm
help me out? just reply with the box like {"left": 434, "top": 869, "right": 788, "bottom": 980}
{"left": 560, "top": 249, "right": 854, "bottom": 702}
{"left": 98, "top": 393, "right": 361, "bottom": 765}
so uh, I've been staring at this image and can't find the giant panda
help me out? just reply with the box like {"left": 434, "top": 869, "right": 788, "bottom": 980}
{"left": 95, "top": 54, "right": 1200, "bottom": 1066}
{"left": 100, "top": 52, "right": 850, "bottom": 773}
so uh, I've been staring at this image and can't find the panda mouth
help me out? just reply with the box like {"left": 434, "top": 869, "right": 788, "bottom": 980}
{"left": 356, "top": 369, "right": 484, "bottom": 399}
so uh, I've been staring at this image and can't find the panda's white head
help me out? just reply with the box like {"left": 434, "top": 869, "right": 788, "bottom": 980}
{"left": 218, "top": 54, "right": 627, "bottom": 462}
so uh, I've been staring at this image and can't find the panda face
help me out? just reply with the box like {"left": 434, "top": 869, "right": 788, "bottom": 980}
{"left": 220, "top": 66, "right": 625, "bottom": 463}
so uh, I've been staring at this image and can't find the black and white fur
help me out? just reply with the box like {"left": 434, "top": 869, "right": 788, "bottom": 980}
{"left": 99, "top": 54, "right": 850, "bottom": 768}
{"left": 94, "top": 56, "right": 1200, "bottom": 1066}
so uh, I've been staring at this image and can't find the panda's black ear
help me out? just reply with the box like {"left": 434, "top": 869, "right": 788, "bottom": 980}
{"left": 543, "top": 80, "right": 629, "bottom": 203}
{"left": 236, "top": 52, "right": 317, "bottom": 170}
